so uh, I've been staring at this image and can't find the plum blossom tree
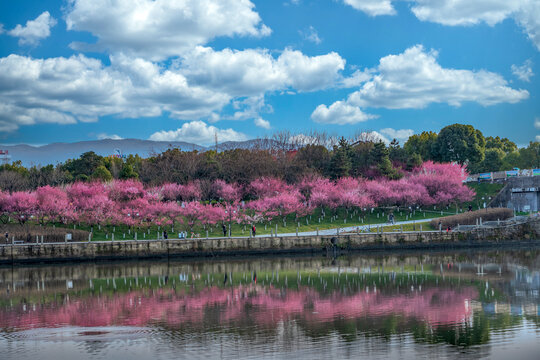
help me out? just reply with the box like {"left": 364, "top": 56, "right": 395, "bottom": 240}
{"left": 249, "top": 178, "right": 291, "bottom": 199}
{"left": 5, "top": 191, "right": 37, "bottom": 225}
{"left": 213, "top": 179, "right": 242, "bottom": 203}
{"left": 67, "top": 182, "right": 113, "bottom": 229}
{"left": 35, "top": 185, "right": 70, "bottom": 225}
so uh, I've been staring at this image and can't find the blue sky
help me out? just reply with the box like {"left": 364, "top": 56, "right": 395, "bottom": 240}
{"left": 0, "top": 0, "right": 539, "bottom": 147}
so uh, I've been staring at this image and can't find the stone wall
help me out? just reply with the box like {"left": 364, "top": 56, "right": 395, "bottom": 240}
{"left": 490, "top": 177, "right": 540, "bottom": 212}
{"left": 1, "top": 220, "right": 538, "bottom": 265}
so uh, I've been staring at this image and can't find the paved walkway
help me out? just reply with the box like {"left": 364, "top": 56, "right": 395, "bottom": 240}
{"left": 262, "top": 218, "right": 438, "bottom": 237}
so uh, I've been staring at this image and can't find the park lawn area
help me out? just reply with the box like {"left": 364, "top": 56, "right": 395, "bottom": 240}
{"left": 39, "top": 205, "right": 454, "bottom": 241}
{"left": 464, "top": 182, "right": 505, "bottom": 211}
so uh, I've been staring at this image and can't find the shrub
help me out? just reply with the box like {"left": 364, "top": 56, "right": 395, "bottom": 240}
{"left": 430, "top": 208, "right": 513, "bottom": 229}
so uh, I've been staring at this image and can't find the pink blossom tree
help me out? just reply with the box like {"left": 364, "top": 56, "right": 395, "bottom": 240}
{"left": 5, "top": 191, "right": 37, "bottom": 226}
{"left": 35, "top": 185, "right": 70, "bottom": 225}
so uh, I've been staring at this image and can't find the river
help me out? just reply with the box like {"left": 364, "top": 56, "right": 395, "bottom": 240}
{"left": 0, "top": 249, "right": 539, "bottom": 359}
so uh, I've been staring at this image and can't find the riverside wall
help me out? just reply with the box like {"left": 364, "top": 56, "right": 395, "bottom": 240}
{"left": 1, "top": 220, "right": 539, "bottom": 265}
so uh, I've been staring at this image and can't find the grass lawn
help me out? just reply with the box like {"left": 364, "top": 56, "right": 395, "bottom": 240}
{"left": 40, "top": 205, "right": 456, "bottom": 241}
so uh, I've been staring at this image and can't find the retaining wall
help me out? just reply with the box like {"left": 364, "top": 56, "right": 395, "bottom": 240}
{"left": 1, "top": 220, "right": 539, "bottom": 265}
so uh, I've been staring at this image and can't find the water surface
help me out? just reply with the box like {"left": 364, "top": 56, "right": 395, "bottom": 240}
{"left": 1, "top": 250, "right": 539, "bottom": 359}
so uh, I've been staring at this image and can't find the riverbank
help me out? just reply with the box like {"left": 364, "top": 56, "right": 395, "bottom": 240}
{"left": 1, "top": 218, "right": 538, "bottom": 265}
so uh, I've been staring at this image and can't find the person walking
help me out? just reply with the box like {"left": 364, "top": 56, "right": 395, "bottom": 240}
{"left": 163, "top": 230, "right": 168, "bottom": 240}
{"left": 251, "top": 224, "right": 256, "bottom": 237}
{"left": 222, "top": 223, "right": 227, "bottom": 237}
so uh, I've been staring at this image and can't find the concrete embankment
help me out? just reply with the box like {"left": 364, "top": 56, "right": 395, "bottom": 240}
{"left": 1, "top": 219, "right": 539, "bottom": 265}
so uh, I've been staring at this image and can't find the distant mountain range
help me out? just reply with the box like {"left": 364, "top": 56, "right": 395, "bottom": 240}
{"left": 0, "top": 138, "right": 273, "bottom": 167}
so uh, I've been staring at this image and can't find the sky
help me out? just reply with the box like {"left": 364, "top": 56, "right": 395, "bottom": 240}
{"left": 0, "top": 0, "right": 539, "bottom": 147}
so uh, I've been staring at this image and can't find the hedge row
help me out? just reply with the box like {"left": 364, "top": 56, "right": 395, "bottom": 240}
{"left": 430, "top": 208, "right": 513, "bottom": 229}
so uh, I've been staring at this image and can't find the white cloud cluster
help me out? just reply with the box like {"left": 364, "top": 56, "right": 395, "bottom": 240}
{"left": 254, "top": 118, "right": 271, "bottom": 129}
{"left": 311, "top": 101, "right": 377, "bottom": 125}
{"left": 0, "top": 47, "right": 344, "bottom": 133}
{"left": 0, "top": 1, "right": 348, "bottom": 135}
{"left": 65, "top": 0, "right": 271, "bottom": 60}
{"left": 342, "top": 0, "right": 540, "bottom": 51}
{"left": 312, "top": 45, "right": 528, "bottom": 124}
{"left": 0, "top": 54, "right": 230, "bottom": 132}
{"left": 97, "top": 133, "right": 123, "bottom": 140}
{"left": 181, "top": 47, "right": 345, "bottom": 95}
{"left": 512, "top": 60, "right": 534, "bottom": 81}
{"left": 8, "top": 11, "right": 56, "bottom": 45}
{"left": 342, "top": 0, "right": 396, "bottom": 16}
{"left": 379, "top": 128, "right": 414, "bottom": 144}
{"left": 536, "top": 118, "right": 540, "bottom": 141}
{"left": 149, "top": 120, "right": 248, "bottom": 144}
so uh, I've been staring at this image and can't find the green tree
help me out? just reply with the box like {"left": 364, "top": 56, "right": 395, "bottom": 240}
{"left": 91, "top": 165, "right": 113, "bottom": 181}
{"left": 433, "top": 124, "right": 485, "bottom": 166}
{"left": 485, "top": 136, "right": 517, "bottom": 154}
{"left": 329, "top": 137, "right": 352, "bottom": 179}
{"left": 480, "top": 148, "right": 505, "bottom": 172}
{"left": 119, "top": 163, "right": 139, "bottom": 179}
{"left": 404, "top": 131, "right": 438, "bottom": 160}
{"left": 62, "top": 151, "right": 104, "bottom": 178}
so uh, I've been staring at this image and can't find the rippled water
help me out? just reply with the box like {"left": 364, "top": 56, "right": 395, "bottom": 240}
{"left": 1, "top": 250, "right": 539, "bottom": 359}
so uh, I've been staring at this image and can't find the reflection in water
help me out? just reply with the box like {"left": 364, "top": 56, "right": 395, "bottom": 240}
{"left": 0, "top": 250, "right": 539, "bottom": 359}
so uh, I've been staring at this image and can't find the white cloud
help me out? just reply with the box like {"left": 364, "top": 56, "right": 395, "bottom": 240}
{"left": 347, "top": 45, "right": 529, "bottom": 109}
{"left": 0, "top": 54, "right": 230, "bottom": 132}
{"left": 181, "top": 47, "right": 345, "bottom": 96}
{"left": 300, "top": 26, "right": 321, "bottom": 44}
{"left": 8, "top": 11, "right": 57, "bottom": 46}
{"left": 379, "top": 128, "right": 414, "bottom": 144}
{"left": 313, "top": 45, "right": 528, "bottom": 126}
{"left": 254, "top": 118, "right": 271, "bottom": 129}
{"left": 342, "top": 0, "right": 396, "bottom": 16}
{"left": 311, "top": 101, "right": 378, "bottom": 125}
{"left": 354, "top": 131, "right": 390, "bottom": 144}
{"left": 343, "top": 1, "right": 540, "bottom": 51}
{"left": 410, "top": 0, "right": 520, "bottom": 26}
{"left": 65, "top": 0, "right": 271, "bottom": 60}
{"left": 341, "top": 69, "right": 372, "bottom": 88}
{"left": 512, "top": 60, "right": 534, "bottom": 82}
{"left": 535, "top": 117, "right": 540, "bottom": 129}
{"left": 0, "top": 24, "right": 4, "bottom": 34}
{"left": 149, "top": 121, "right": 248, "bottom": 144}
{"left": 97, "top": 133, "right": 123, "bottom": 140}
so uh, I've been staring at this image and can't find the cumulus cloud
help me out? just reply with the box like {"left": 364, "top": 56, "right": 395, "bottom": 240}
{"left": 0, "top": 54, "right": 230, "bottom": 132}
{"left": 0, "top": 44, "right": 347, "bottom": 132}
{"left": 512, "top": 59, "right": 534, "bottom": 82}
{"left": 97, "top": 133, "right": 123, "bottom": 140}
{"left": 311, "top": 101, "right": 378, "bottom": 125}
{"left": 254, "top": 118, "right": 271, "bottom": 129}
{"left": 312, "top": 45, "right": 528, "bottom": 125}
{"left": 300, "top": 26, "right": 321, "bottom": 44}
{"left": 379, "top": 128, "right": 414, "bottom": 144}
{"left": 347, "top": 45, "right": 529, "bottom": 109}
{"left": 181, "top": 47, "right": 345, "bottom": 96}
{"left": 8, "top": 11, "right": 57, "bottom": 45}
{"left": 342, "top": 1, "right": 540, "bottom": 51}
{"left": 342, "top": 0, "right": 396, "bottom": 16}
{"left": 65, "top": 0, "right": 271, "bottom": 60}
{"left": 535, "top": 117, "right": 540, "bottom": 129}
{"left": 149, "top": 121, "right": 248, "bottom": 144}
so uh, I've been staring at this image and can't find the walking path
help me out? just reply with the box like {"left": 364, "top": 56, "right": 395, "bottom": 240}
{"left": 261, "top": 218, "right": 438, "bottom": 237}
